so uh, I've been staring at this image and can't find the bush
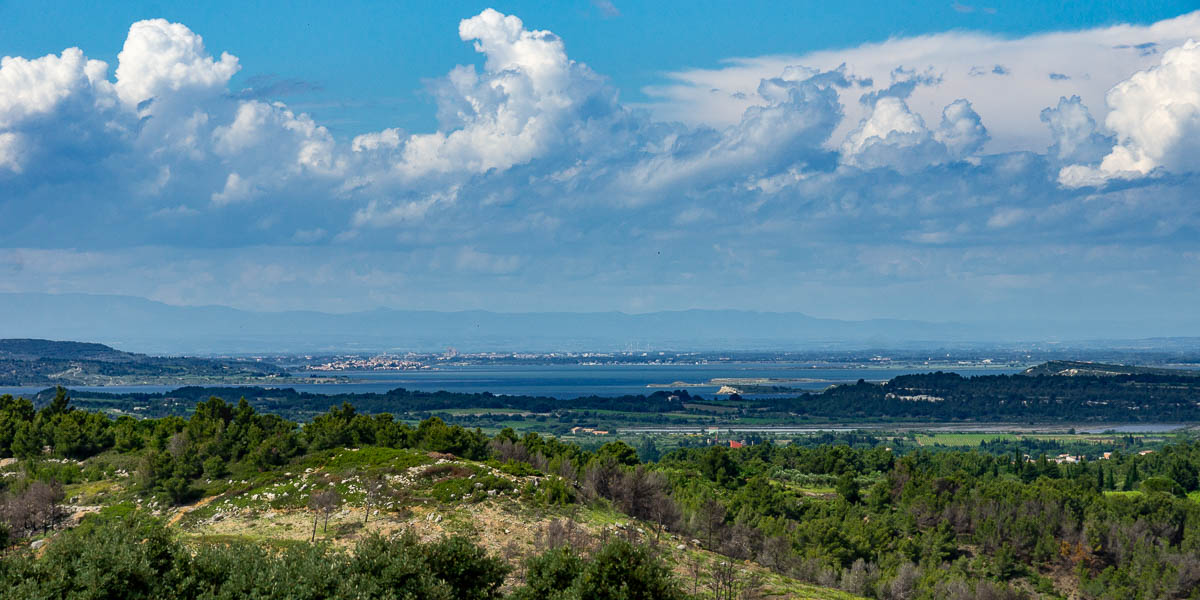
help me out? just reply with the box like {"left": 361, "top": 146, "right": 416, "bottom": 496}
{"left": 569, "top": 539, "right": 684, "bottom": 600}
{"left": 836, "top": 472, "right": 861, "bottom": 504}
{"left": 1140, "top": 476, "right": 1185, "bottom": 498}
{"left": 509, "top": 539, "right": 684, "bottom": 600}
{"left": 20, "top": 514, "right": 184, "bottom": 598}
{"left": 539, "top": 477, "right": 576, "bottom": 506}
{"left": 492, "top": 459, "right": 539, "bottom": 477}
{"left": 422, "top": 535, "right": 510, "bottom": 600}
{"left": 203, "top": 456, "right": 228, "bottom": 479}
{"left": 324, "top": 446, "right": 430, "bottom": 471}
{"left": 25, "top": 461, "right": 83, "bottom": 485}
{"left": 431, "top": 473, "right": 514, "bottom": 503}
{"left": 421, "top": 463, "right": 476, "bottom": 480}
{"left": 0, "top": 514, "right": 513, "bottom": 600}
{"left": 510, "top": 546, "right": 584, "bottom": 600}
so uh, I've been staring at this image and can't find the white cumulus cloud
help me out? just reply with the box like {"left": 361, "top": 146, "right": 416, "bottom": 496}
{"left": 113, "top": 19, "right": 239, "bottom": 107}
{"left": 0, "top": 48, "right": 129, "bottom": 176}
{"left": 841, "top": 97, "right": 987, "bottom": 171}
{"left": 1060, "top": 39, "right": 1200, "bottom": 186}
{"left": 0, "top": 48, "right": 114, "bottom": 127}
{"left": 1039, "top": 95, "right": 1112, "bottom": 165}
{"left": 0, "top": 18, "right": 343, "bottom": 213}
{"left": 374, "top": 8, "right": 622, "bottom": 180}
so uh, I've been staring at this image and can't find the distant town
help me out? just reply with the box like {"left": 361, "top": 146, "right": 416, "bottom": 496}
{"left": 279, "top": 347, "right": 1195, "bottom": 372}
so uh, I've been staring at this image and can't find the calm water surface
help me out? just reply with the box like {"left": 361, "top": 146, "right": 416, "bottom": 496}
{"left": 0, "top": 363, "right": 1022, "bottom": 399}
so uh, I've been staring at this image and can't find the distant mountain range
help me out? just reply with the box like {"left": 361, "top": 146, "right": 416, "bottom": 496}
{"left": 0, "top": 292, "right": 1198, "bottom": 355}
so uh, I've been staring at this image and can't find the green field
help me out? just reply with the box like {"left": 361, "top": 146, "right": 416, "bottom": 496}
{"left": 915, "top": 433, "right": 1018, "bottom": 446}
{"left": 1105, "top": 490, "right": 1144, "bottom": 498}
{"left": 681, "top": 402, "right": 739, "bottom": 413}
{"left": 439, "top": 408, "right": 536, "bottom": 416}
{"left": 915, "top": 433, "right": 1130, "bottom": 447}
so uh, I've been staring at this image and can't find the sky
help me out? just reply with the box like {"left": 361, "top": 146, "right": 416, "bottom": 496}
{"left": 1, "top": 1, "right": 1199, "bottom": 327}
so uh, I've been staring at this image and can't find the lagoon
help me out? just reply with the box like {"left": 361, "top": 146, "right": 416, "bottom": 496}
{"left": 0, "top": 362, "right": 1023, "bottom": 399}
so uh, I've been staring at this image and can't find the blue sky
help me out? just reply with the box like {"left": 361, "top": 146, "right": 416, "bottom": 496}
{"left": 3, "top": 0, "right": 1194, "bottom": 136}
{"left": 1, "top": 2, "right": 1199, "bottom": 329}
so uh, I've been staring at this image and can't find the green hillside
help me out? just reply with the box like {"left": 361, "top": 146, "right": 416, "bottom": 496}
{"left": 0, "top": 338, "right": 293, "bottom": 386}
{"left": 0, "top": 339, "right": 134, "bottom": 362}
{"left": 2, "top": 445, "right": 855, "bottom": 599}
{"left": 1019, "top": 360, "right": 1200, "bottom": 378}
{"left": 4, "top": 389, "right": 1200, "bottom": 598}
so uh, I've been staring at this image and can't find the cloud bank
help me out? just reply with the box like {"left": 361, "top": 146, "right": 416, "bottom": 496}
{"left": 1, "top": 9, "right": 1199, "bottom": 324}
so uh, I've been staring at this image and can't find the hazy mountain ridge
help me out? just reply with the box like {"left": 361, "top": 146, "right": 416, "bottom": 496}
{"left": 2, "top": 292, "right": 1199, "bottom": 355}
{"left": 0, "top": 293, "right": 968, "bottom": 354}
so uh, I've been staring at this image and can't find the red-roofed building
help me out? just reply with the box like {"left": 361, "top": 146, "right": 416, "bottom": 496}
{"left": 728, "top": 440, "right": 744, "bottom": 448}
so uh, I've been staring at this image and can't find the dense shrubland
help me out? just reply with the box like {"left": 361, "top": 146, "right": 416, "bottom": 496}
{"left": 2, "top": 389, "right": 1200, "bottom": 598}
{"left": 0, "top": 512, "right": 683, "bottom": 600}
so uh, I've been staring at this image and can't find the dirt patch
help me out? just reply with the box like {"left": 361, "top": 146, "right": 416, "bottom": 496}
{"left": 168, "top": 494, "right": 220, "bottom": 527}
{"left": 67, "top": 505, "right": 102, "bottom": 526}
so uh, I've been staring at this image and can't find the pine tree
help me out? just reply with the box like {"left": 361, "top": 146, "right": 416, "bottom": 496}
{"left": 1122, "top": 462, "right": 1139, "bottom": 491}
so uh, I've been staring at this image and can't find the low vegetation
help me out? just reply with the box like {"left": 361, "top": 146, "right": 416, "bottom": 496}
{"left": 2, "top": 388, "right": 1200, "bottom": 598}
